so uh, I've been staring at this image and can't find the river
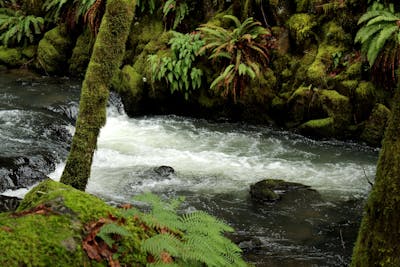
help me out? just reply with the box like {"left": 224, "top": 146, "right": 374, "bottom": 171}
{"left": 0, "top": 70, "right": 378, "bottom": 266}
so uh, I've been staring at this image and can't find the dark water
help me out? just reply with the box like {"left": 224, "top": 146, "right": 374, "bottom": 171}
{"left": 0, "top": 71, "right": 379, "bottom": 266}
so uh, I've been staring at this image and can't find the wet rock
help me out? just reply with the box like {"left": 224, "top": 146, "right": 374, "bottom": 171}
{"left": 361, "top": 103, "right": 391, "bottom": 146}
{"left": 154, "top": 166, "right": 175, "bottom": 177}
{"left": 0, "top": 156, "right": 53, "bottom": 192}
{"left": 0, "top": 195, "right": 21, "bottom": 212}
{"left": 36, "top": 26, "right": 73, "bottom": 75}
{"left": 47, "top": 101, "right": 79, "bottom": 122}
{"left": 250, "top": 179, "right": 320, "bottom": 203}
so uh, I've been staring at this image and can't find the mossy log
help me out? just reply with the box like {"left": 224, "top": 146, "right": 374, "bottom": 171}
{"left": 351, "top": 87, "right": 400, "bottom": 266}
{"left": 0, "top": 180, "right": 147, "bottom": 266}
{"left": 60, "top": 0, "right": 136, "bottom": 190}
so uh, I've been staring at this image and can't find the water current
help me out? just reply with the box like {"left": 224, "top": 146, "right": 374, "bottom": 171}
{"left": 0, "top": 70, "right": 379, "bottom": 266}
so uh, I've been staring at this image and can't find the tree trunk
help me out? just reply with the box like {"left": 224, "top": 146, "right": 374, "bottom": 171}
{"left": 60, "top": 0, "right": 136, "bottom": 190}
{"left": 351, "top": 86, "right": 400, "bottom": 266}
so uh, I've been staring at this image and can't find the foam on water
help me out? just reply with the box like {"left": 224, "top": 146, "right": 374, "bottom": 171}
{"left": 75, "top": 112, "right": 379, "bottom": 201}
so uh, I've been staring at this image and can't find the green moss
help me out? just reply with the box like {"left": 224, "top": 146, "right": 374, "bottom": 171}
{"left": 0, "top": 46, "right": 23, "bottom": 67}
{"left": 128, "top": 15, "right": 164, "bottom": 60}
{"left": 351, "top": 89, "right": 400, "bottom": 266}
{"left": 346, "top": 61, "right": 362, "bottom": 78}
{"left": 287, "top": 13, "right": 317, "bottom": 46}
{"left": 299, "top": 117, "right": 335, "bottom": 137}
{"left": 0, "top": 180, "right": 147, "bottom": 266}
{"left": 21, "top": 46, "right": 37, "bottom": 59}
{"left": 69, "top": 29, "right": 95, "bottom": 77}
{"left": 322, "top": 21, "right": 349, "bottom": 45}
{"left": 360, "top": 103, "right": 391, "bottom": 147}
{"left": 36, "top": 26, "right": 72, "bottom": 74}
{"left": 61, "top": 0, "right": 136, "bottom": 190}
{"left": 306, "top": 44, "right": 344, "bottom": 85}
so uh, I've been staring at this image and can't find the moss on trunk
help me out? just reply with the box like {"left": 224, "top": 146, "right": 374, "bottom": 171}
{"left": 351, "top": 87, "right": 400, "bottom": 266}
{"left": 60, "top": 0, "right": 136, "bottom": 190}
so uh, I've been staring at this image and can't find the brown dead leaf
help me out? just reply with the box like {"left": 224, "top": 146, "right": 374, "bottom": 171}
{"left": 82, "top": 217, "right": 121, "bottom": 266}
{"left": 161, "top": 251, "right": 173, "bottom": 263}
{"left": 0, "top": 226, "right": 13, "bottom": 232}
{"left": 11, "top": 204, "right": 54, "bottom": 217}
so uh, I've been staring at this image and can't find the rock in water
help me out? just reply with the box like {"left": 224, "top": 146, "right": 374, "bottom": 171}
{"left": 0, "top": 195, "right": 21, "bottom": 212}
{"left": 250, "top": 179, "right": 320, "bottom": 203}
{"left": 154, "top": 166, "right": 175, "bottom": 177}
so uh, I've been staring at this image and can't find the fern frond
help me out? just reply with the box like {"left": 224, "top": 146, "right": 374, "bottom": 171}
{"left": 97, "top": 222, "right": 130, "bottom": 248}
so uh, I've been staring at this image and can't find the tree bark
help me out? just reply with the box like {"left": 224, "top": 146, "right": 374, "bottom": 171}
{"left": 351, "top": 85, "right": 400, "bottom": 266}
{"left": 60, "top": 0, "right": 136, "bottom": 190}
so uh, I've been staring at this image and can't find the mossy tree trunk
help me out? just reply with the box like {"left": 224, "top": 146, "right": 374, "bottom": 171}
{"left": 60, "top": 0, "right": 136, "bottom": 190}
{"left": 351, "top": 84, "right": 400, "bottom": 266}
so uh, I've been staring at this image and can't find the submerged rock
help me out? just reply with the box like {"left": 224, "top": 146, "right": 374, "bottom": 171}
{"left": 0, "top": 195, "right": 21, "bottom": 212}
{"left": 250, "top": 179, "right": 320, "bottom": 203}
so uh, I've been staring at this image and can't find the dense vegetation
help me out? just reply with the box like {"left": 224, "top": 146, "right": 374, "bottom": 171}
{"left": 3, "top": 0, "right": 400, "bottom": 266}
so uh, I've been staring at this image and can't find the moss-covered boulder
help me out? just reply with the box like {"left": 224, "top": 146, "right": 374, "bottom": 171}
{"left": 69, "top": 29, "right": 94, "bottom": 77}
{"left": 360, "top": 103, "right": 391, "bottom": 146}
{"left": 287, "top": 13, "right": 317, "bottom": 47}
{"left": 112, "top": 64, "right": 144, "bottom": 115}
{"left": 354, "top": 81, "right": 376, "bottom": 123}
{"left": 0, "top": 180, "right": 147, "bottom": 266}
{"left": 0, "top": 46, "right": 23, "bottom": 67}
{"left": 299, "top": 117, "right": 335, "bottom": 137}
{"left": 36, "top": 26, "right": 73, "bottom": 74}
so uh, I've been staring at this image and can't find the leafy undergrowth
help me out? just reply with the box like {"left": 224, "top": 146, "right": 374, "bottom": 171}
{"left": 0, "top": 180, "right": 247, "bottom": 266}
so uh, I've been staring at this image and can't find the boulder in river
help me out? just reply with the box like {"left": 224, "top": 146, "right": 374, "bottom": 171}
{"left": 154, "top": 166, "right": 175, "bottom": 177}
{"left": 250, "top": 179, "right": 320, "bottom": 203}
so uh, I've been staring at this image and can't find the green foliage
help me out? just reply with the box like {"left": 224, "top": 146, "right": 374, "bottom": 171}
{"left": 148, "top": 31, "right": 204, "bottom": 99}
{"left": 163, "top": 0, "right": 188, "bottom": 30}
{"left": 198, "top": 15, "right": 272, "bottom": 102}
{"left": 355, "top": 2, "right": 400, "bottom": 67}
{"left": 0, "top": 8, "right": 44, "bottom": 46}
{"left": 43, "top": 0, "right": 99, "bottom": 32}
{"left": 136, "top": 0, "right": 159, "bottom": 14}
{"left": 97, "top": 222, "right": 130, "bottom": 247}
{"left": 130, "top": 193, "right": 247, "bottom": 267}
{"left": 355, "top": 1, "right": 400, "bottom": 88}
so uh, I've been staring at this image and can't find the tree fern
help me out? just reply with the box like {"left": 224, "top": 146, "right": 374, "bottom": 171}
{"left": 133, "top": 193, "right": 248, "bottom": 267}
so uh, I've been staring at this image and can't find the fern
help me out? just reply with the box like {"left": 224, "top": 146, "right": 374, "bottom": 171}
{"left": 355, "top": 2, "right": 400, "bottom": 67}
{"left": 198, "top": 15, "right": 272, "bottom": 102}
{"left": 148, "top": 31, "right": 204, "bottom": 100}
{"left": 0, "top": 8, "right": 44, "bottom": 46}
{"left": 97, "top": 222, "right": 130, "bottom": 248}
{"left": 136, "top": 0, "right": 158, "bottom": 14}
{"left": 133, "top": 193, "right": 248, "bottom": 267}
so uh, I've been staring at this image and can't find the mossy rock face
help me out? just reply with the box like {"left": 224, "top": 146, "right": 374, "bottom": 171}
{"left": 250, "top": 179, "right": 320, "bottom": 203}
{"left": 36, "top": 26, "right": 73, "bottom": 74}
{"left": 354, "top": 81, "right": 376, "bottom": 123}
{"left": 127, "top": 16, "right": 164, "bottom": 62}
{"left": 287, "top": 13, "right": 317, "bottom": 47}
{"left": 360, "top": 103, "right": 391, "bottom": 147}
{"left": 306, "top": 44, "right": 344, "bottom": 86}
{"left": 322, "top": 21, "right": 350, "bottom": 46}
{"left": 113, "top": 64, "right": 145, "bottom": 115}
{"left": 287, "top": 88, "right": 351, "bottom": 136}
{"left": 0, "top": 180, "right": 147, "bottom": 266}
{"left": 69, "top": 29, "right": 94, "bottom": 77}
{"left": 0, "top": 46, "right": 23, "bottom": 67}
{"left": 286, "top": 86, "right": 317, "bottom": 126}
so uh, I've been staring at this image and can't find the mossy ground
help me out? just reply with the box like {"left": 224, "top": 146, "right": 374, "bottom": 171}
{"left": 0, "top": 180, "right": 147, "bottom": 266}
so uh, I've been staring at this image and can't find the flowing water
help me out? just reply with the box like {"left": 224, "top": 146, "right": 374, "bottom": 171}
{"left": 0, "top": 71, "right": 379, "bottom": 266}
